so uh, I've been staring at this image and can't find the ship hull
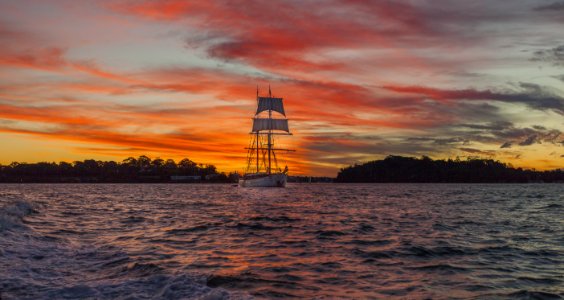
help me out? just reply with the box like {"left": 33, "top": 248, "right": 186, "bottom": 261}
{"left": 239, "top": 173, "right": 287, "bottom": 187}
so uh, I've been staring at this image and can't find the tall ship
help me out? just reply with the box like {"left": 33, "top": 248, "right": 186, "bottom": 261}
{"left": 239, "top": 87, "right": 294, "bottom": 187}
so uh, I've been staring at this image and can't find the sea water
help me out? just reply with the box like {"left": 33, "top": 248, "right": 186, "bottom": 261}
{"left": 0, "top": 183, "right": 562, "bottom": 299}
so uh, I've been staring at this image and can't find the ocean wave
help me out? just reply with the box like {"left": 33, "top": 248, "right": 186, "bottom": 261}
{"left": 0, "top": 234, "right": 251, "bottom": 300}
{"left": 0, "top": 204, "right": 251, "bottom": 300}
{"left": 347, "top": 239, "right": 392, "bottom": 246}
{"left": 408, "top": 263, "right": 470, "bottom": 274}
{"left": 166, "top": 224, "right": 212, "bottom": 234}
{"left": 315, "top": 230, "right": 346, "bottom": 239}
{"left": 0, "top": 200, "right": 37, "bottom": 232}
{"left": 231, "top": 222, "right": 278, "bottom": 231}
{"left": 33, "top": 273, "right": 252, "bottom": 300}
{"left": 517, "top": 276, "right": 562, "bottom": 285}
{"left": 1, "top": 183, "right": 563, "bottom": 299}
{"left": 207, "top": 272, "right": 297, "bottom": 298}
{"left": 505, "top": 290, "right": 562, "bottom": 300}
{"left": 248, "top": 215, "right": 300, "bottom": 223}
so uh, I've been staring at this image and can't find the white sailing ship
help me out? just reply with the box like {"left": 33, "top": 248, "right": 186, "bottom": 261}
{"left": 239, "top": 87, "right": 294, "bottom": 187}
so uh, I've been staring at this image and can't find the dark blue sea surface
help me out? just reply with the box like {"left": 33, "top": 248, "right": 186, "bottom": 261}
{"left": 0, "top": 183, "right": 562, "bottom": 299}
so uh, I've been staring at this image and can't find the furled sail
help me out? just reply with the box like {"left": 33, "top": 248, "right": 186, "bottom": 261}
{"left": 252, "top": 118, "right": 289, "bottom": 133}
{"left": 256, "top": 97, "right": 285, "bottom": 116}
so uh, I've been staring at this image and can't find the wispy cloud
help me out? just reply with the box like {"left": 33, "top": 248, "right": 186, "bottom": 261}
{"left": 533, "top": 1, "right": 564, "bottom": 11}
{"left": 531, "top": 45, "right": 564, "bottom": 67}
{"left": 0, "top": 0, "right": 562, "bottom": 174}
{"left": 383, "top": 83, "right": 564, "bottom": 115}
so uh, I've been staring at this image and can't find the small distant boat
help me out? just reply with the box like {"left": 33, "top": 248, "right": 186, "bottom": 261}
{"left": 239, "top": 86, "right": 294, "bottom": 188}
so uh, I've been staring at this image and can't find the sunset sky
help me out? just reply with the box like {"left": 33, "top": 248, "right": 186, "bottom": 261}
{"left": 1, "top": 0, "right": 563, "bottom": 175}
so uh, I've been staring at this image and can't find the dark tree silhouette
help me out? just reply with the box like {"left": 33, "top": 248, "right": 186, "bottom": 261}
{"left": 336, "top": 155, "right": 563, "bottom": 183}
{"left": 0, "top": 155, "right": 239, "bottom": 183}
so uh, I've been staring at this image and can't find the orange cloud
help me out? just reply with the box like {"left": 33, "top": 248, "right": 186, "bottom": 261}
{"left": 1, "top": 1, "right": 562, "bottom": 175}
{"left": 0, "top": 47, "right": 67, "bottom": 71}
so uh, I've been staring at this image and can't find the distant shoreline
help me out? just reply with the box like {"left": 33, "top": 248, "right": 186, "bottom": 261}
{"left": 0, "top": 181, "right": 562, "bottom": 184}
{"left": 1, "top": 155, "right": 562, "bottom": 184}
{"left": 336, "top": 155, "right": 563, "bottom": 183}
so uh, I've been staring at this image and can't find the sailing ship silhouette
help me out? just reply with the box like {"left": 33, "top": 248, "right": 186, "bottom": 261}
{"left": 239, "top": 86, "right": 294, "bottom": 187}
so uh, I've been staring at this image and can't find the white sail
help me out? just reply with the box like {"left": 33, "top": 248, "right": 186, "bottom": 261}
{"left": 257, "top": 97, "right": 285, "bottom": 116}
{"left": 241, "top": 88, "right": 293, "bottom": 188}
{"left": 252, "top": 118, "right": 289, "bottom": 133}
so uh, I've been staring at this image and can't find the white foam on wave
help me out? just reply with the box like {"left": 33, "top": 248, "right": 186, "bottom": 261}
{"left": 0, "top": 200, "right": 36, "bottom": 232}
{"left": 0, "top": 198, "right": 252, "bottom": 300}
{"left": 40, "top": 273, "right": 252, "bottom": 300}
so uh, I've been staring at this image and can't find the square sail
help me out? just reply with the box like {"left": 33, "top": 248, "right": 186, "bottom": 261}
{"left": 257, "top": 97, "right": 285, "bottom": 116}
{"left": 252, "top": 118, "right": 289, "bottom": 132}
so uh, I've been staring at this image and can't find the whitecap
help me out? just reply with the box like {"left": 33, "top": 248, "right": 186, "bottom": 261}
{"left": 0, "top": 200, "right": 37, "bottom": 232}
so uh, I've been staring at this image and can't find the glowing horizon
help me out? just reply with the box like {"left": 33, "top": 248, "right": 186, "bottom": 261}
{"left": 0, "top": 1, "right": 563, "bottom": 176}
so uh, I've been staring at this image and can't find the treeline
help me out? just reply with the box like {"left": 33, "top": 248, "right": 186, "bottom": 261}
{"left": 288, "top": 176, "right": 334, "bottom": 183}
{"left": 0, "top": 156, "right": 239, "bottom": 183}
{"left": 336, "top": 156, "right": 564, "bottom": 183}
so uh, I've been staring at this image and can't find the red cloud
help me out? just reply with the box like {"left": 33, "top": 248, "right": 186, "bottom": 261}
{"left": 108, "top": 0, "right": 457, "bottom": 75}
{"left": 0, "top": 47, "right": 67, "bottom": 71}
{"left": 2, "top": 2, "right": 561, "bottom": 175}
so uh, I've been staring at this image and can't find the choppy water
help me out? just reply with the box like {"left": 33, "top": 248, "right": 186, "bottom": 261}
{"left": 0, "top": 184, "right": 563, "bottom": 299}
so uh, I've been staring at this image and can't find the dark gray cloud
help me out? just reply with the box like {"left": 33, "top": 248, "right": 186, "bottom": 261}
{"left": 518, "top": 135, "right": 539, "bottom": 146}
{"left": 406, "top": 137, "right": 469, "bottom": 145}
{"left": 384, "top": 83, "right": 564, "bottom": 115}
{"left": 534, "top": 1, "right": 564, "bottom": 11}
{"left": 398, "top": 120, "right": 561, "bottom": 161}
{"left": 505, "top": 129, "right": 561, "bottom": 146}
{"left": 301, "top": 132, "right": 455, "bottom": 165}
{"left": 501, "top": 83, "right": 564, "bottom": 114}
{"left": 459, "top": 148, "right": 496, "bottom": 156}
{"left": 531, "top": 44, "right": 564, "bottom": 67}
{"left": 394, "top": 122, "right": 559, "bottom": 157}
{"left": 533, "top": 1, "right": 564, "bottom": 22}
{"left": 460, "top": 121, "right": 513, "bottom": 131}
{"left": 433, "top": 137, "right": 470, "bottom": 145}
{"left": 432, "top": 121, "right": 562, "bottom": 150}
{"left": 300, "top": 120, "right": 563, "bottom": 169}
{"left": 464, "top": 123, "right": 562, "bottom": 147}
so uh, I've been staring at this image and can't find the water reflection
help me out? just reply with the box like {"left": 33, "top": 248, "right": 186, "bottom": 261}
{"left": 0, "top": 183, "right": 562, "bottom": 299}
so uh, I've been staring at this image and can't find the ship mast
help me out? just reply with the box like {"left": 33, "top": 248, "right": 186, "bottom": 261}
{"left": 268, "top": 85, "right": 272, "bottom": 174}
{"left": 246, "top": 86, "right": 294, "bottom": 175}
{"left": 256, "top": 86, "right": 259, "bottom": 173}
